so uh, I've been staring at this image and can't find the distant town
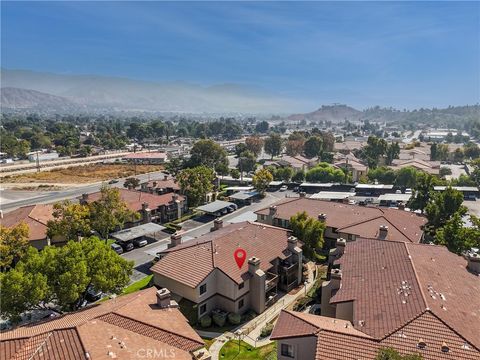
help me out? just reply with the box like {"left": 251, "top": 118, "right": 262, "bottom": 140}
{"left": 1, "top": 104, "right": 479, "bottom": 360}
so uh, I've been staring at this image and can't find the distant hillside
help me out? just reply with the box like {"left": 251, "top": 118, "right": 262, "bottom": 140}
{"left": 0, "top": 87, "right": 83, "bottom": 111}
{"left": 0, "top": 68, "right": 302, "bottom": 114}
{"left": 288, "top": 104, "right": 362, "bottom": 122}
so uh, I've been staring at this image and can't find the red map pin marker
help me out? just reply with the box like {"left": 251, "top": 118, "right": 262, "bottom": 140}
{"left": 234, "top": 248, "right": 247, "bottom": 269}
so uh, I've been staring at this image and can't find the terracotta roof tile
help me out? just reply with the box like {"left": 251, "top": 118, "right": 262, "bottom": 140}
{"left": 84, "top": 188, "right": 184, "bottom": 212}
{"left": 0, "top": 288, "right": 204, "bottom": 360}
{"left": 271, "top": 311, "right": 319, "bottom": 339}
{"left": 151, "top": 222, "right": 294, "bottom": 287}
{"left": 1, "top": 204, "right": 54, "bottom": 241}
{"left": 255, "top": 198, "right": 426, "bottom": 243}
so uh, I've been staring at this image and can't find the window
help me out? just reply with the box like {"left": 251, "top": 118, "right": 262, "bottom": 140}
{"left": 199, "top": 304, "right": 207, "bottom": 315}
{"left": 238, "top": 299, "right": 244, "bottom": 309}
{"left": 200, "top": 284, "right": 207, "bottom": 295}
{"left": 238, "top": 282, "right": 244, "bottom": 290}
{"left": 281, "top": 344, "right": 294, "bottom": 358}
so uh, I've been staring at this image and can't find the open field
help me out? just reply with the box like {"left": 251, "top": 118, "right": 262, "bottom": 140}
{"left": 1, "top": 164, "right": 163, "bottom": 184}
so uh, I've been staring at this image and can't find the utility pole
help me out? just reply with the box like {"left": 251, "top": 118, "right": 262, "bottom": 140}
{"left": 36, "top": 151, "right": 40, "bottom": 172}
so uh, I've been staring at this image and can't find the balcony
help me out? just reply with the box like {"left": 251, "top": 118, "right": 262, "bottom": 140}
{"left": 265, "top": 272, "right": 279, "bottom": 292}
{"left": 265, "top": 291, "right": 279, "bottom": 307}
{"left": 279, "top": 261, "right": 297, "bottom": 276}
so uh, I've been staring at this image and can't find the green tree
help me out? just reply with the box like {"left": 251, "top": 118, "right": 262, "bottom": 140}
{"left": 439, "top": 167, "right": 452, "bottom": 177}
{"left": 234, "top": 143, "right": 248, "bottom": 157}
{"left": 376, "top": 347, "right": 422, "bottom": 360}
{"left": 264, "top": 133, "right": 283, "bottom": 159}
{"left": 361, "top": 136, "right": 388, "bottom": 168}
{"left": 395, "top": 167, "right": 420, "bottom": 188}
{"left": 408, "top": 172, "right": 437, "bottom": 213}
{"left": 367, "top": 167, "right": 397, "bottom": 184}
{"left": 276, "top": 167, "right": 294, "bottom": 182}
{"left": 255, "top": 121, "right": 269, "bottom": 133}
{"left": 436, "top": 213, "right": 480, "bottom": 254}
{"left": 177, "top": 166, "right": 215, "bottom": 207}
{"left": 165, "top": 156, "right": 184, "bottom": 176}
{"left": 292, "top": 169, "right": 306, "bottom": 183}
{"left": 304, "top": 136, "right": 323, "bottom": 159}
{"left": 430, "top": 143, "right": 438, "bottom": 161}
{"left": 305, "top": 163, "right": 345, "bottom": 183}
{"left": 463, "top": 142, "right": 480, "bottom": 159}
{"left": 123, "top": 177, "right": 140, "bottom": 189}
{"left": 230, "top": 168, "right": 241, "bottom": 179}
{"left": 252, "top": 168, "right": 273, "bottom": 195}
{"left": 188, "top": 139, "right": 228, "bottom": 171}
{"left": 425, "top": 187, "right": 467, "bottom": 232}
{"left": 385, "top": 142, "right": 400, "bottom": 165}
{"left": 47, "top": 201, "right": 91, "bottom": 242}
{"left": 245, "top": 136, "right": 264, "bottom": 157}
{"left": 290, "top": 212, "right": 325, "bottom": 259}
{"left": 89, "top": 185, "right": 138, "bottom": 240}
{"left": 237, "top": 151, "right": 257, "bottom": 175}
{"left": 0, "top": 222, "right": 30, "bottom": 270}
{"left": 0, "top": 238, "right": 133, "bottom": 320}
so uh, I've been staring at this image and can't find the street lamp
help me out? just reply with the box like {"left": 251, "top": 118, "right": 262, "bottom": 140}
{"left": 234, "top": 329, "right": 243, "bottom": 353}
{"left": 304, "top": 280, "right": 308, "bottom": 296}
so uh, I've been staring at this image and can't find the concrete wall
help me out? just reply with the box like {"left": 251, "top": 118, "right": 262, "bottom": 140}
{"left": 153, "top": 273, "right": 199, "bottom": 302}
{"left": 276, "top": 336, "right": 317, "bottom": 360}
{"left": 336, "top": 301, "right": 354, "bottom": 322}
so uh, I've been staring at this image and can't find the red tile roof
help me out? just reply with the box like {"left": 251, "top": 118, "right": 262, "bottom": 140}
{"left": 147, "top": 177, "right": 180, "bottom": 191}
{"left": 151, "top": 222, "right": 295, "bottom": 287}
{"left": 273, "top": 310, "right": 480, "bottom": 360}
{"left": 332, "top": 238, "right": 480, "bottom": 348}
{"left": 83, "top": 188, "right": 184, "bottom": 212}
{"left": 0, "top": 288, "right": 204, "bottom": 360}
{"left": 255, "top": 198, "right": 426, "bottom": 243}
{"left": 0, "top": 204, "right": 54, "bottom": 241}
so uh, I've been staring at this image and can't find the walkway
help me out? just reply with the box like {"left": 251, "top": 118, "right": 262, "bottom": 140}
{"left": 202, "top": 262, "right": 317, "bottom": 360}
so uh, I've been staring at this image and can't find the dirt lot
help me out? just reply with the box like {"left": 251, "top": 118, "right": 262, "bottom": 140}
{"left": 1, "top": 164, "right": 163, "bottom": 184}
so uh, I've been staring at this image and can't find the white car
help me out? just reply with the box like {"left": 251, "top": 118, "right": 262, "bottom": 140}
{"left": 280, "top": 185, "right": 288, "bottom": 191}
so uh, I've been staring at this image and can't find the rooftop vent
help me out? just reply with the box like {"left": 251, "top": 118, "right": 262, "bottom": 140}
{"left": 441, "top": 342, "right": 449, "bottom": 353}
{"left": 417, "top": 339, "right": 427, "bottom": 349}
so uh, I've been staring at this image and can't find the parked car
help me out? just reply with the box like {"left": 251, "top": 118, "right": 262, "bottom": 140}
{"left": 152, "top": 254, "right": 161, "bottom": 266}
{"left": 108, "top": 179, "right": 119, "bottom": 184}
{"left": 85, "top": 285, "right": 102, "bottom": 302}
{"left": 228, "top": 204, "right": 238, "bottom": 211}
{"left": 117, "top": 241, "right": 134, "bottom": 252}
{"left": 133, "top": 238, "right": 148, "bottom": 247}
{"left": 110, "top": 243, "right": 123, "bottom": 254}
{"left": 280, "top": 185, "right": 288, "bottom": 192}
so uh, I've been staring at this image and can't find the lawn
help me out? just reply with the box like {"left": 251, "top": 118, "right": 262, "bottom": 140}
{"left": 219, "top": 340, "right": 276, "bottom": 360}
{"left": 121, "top": 275, "right": 153, "bottom": 295}
{"left": 202, "top": 338, "right": 215, "bottom": 350}
{"left": 3, "top": 164, "right": 163, "bottom": 184}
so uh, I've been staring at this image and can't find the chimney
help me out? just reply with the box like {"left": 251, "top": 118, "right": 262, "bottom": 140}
{"left": 168, "top": 233, "right": 182, "bottom": 248}
{"left": 172, "top": 193, "right": 179, "bottom": 202}
{"left": 152, "top": 181, "right": 157, "bottom": 187}
{"left": 378, "top": 225, "right": 389, "bottom": 240}
{"left": 318, "top": 213, "right": 327, "bottom": 222}
{"left": 467, "top": 253, "right": 480, "bottom": 274}
{"left": 299, "top": 192, "right": 306, "bottom": 198}
{"left": 287, "top": 236, "right": 298, "bottom": 252}
{"left": 330, "top": 268, "right": 342, "bottom": 290}
{"left": 80, "top": 193, "right": 89, "bottom": 204}
{"left": 164, "top": 175, "right": 168, "bottom": 181}
{"left": 141, "top": 203, "right": 152, "bottom": 224}
{"left": 336, "top": 238, "right": 346, "bottom": 256}
{"left": 269, "top": 206, "right": 277, "bottom": 216}
{"left": 141, "top": 182, "right": 147, "bottom": 191}
{"left": 142, "top": 202, "right": 149, "bottom": 211}
{"left": 248, "top": 257, "right": 261, "bottom": 274}
{"left": 398, "top": 202, "right": 405, "bottom": 210}
{"left": 156, "top": 288, "right": 178, "bottom": 309}
{"left": 213, "top": 218, "right": 223, "bottom": 231}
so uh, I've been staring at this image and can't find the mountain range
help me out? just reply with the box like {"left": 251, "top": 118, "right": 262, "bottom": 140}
{"left": 0, "top": 69, "right": 303, "bottom": 114}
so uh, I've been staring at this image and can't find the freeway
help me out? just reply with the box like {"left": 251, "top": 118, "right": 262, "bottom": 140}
{"left": 0, "top": 171, "right": 165, "bottom": 212}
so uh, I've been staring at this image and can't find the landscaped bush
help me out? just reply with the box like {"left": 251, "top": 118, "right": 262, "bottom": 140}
{"left": 260, "top": 323, "right": 274, "bottom": 338}
{"left": 227, "top": 312, "right": 242, "bottom": 325}
{"left": 212, "top": 311, "right": 227, "bottom": 327}
{"left": 241, "top": 310, "right": 257, "bottom": 322}
{"left": 199, "top": 315, "right": 212, "bottom": 328}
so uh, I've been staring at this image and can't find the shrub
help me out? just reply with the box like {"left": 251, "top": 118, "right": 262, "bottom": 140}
{"left": 199, "top": 315, "right": 212, "bottom": 328}
{"left": 241, "top": 310, "right": 257, "bottom": 322}
{"left": 228, "top": 312, "right": 242, "bottom": 325}
{"left": 260, "top": 323, "right": 274, "bottom": 338}
{"left": 212, "top": 311, "right": 227, "bottom": 327}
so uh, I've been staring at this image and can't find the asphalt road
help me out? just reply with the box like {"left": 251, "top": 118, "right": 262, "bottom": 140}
{"left": 122, "top": 189, "right": 292, "bottom": 281}
{"left": 0, "top": 171, "right": 165, "bottom": 212}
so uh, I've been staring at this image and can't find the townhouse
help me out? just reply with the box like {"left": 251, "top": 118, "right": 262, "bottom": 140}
{"left": 150, "top": 221, "right": 303, "bottom": 318}
{"left": 255, "top": 197, "right": 427, "bottom": 247}
{"left": 0, "top": 287, "right": 210, "bottom": 360}
{"left": 271, "top": 238, "right": 480, "bottom": 360}
{"left": 140, "top": 174, "right": 181, "bottom": 195}
{"left": 80, "top": 188, "right": 187, "bottom": 225}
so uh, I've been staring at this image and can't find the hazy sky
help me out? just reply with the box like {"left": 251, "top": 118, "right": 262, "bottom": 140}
{"left": 2, "top": 1, "right": 479, "bottom": 109}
